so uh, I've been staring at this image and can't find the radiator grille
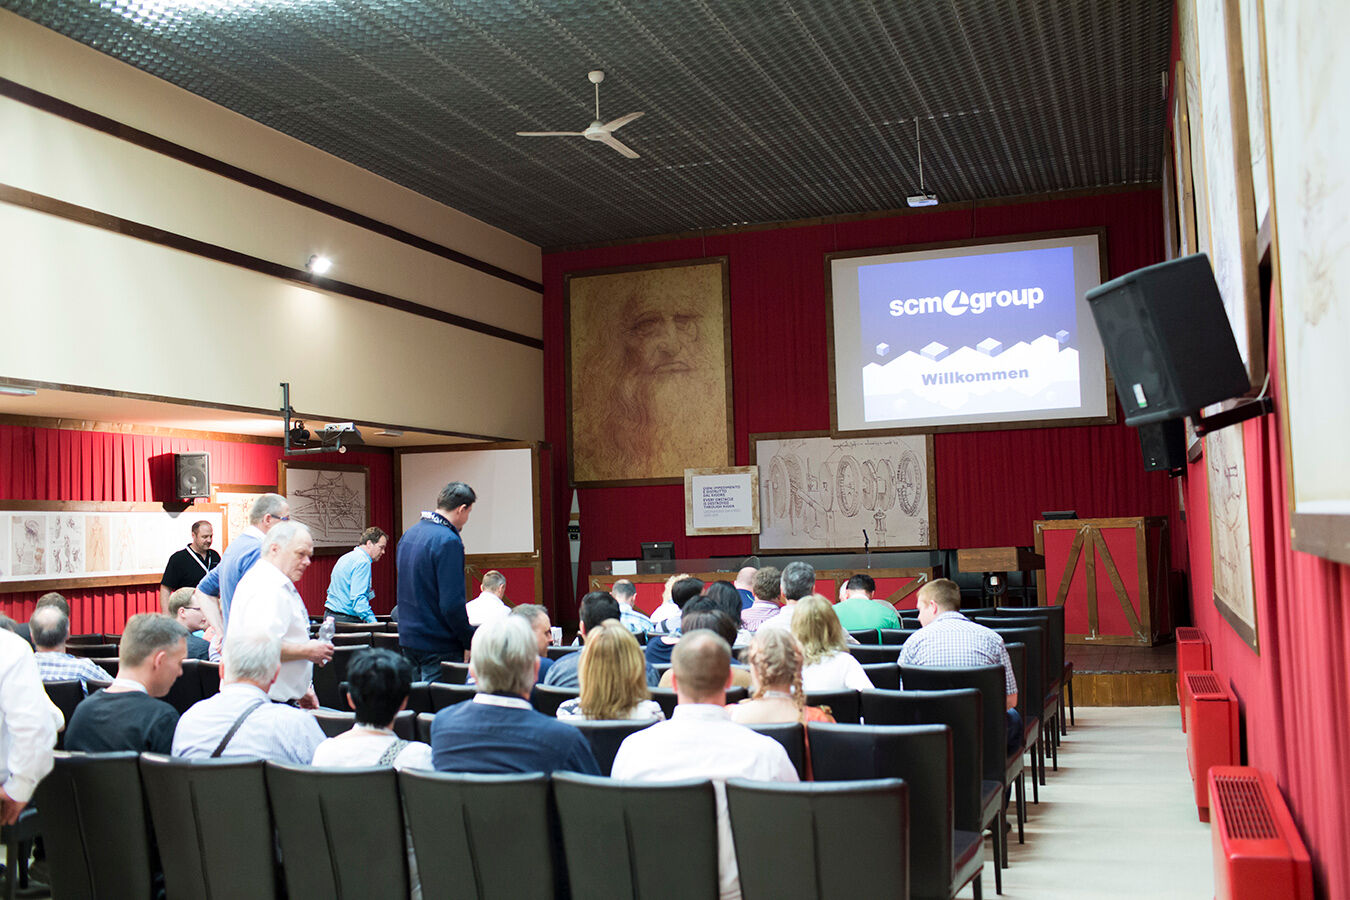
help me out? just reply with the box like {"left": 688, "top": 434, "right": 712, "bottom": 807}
{"left": 1213, "top": 774, "right": 1278, "bottom": 840}
{"left": 1176, "top": 627, "right": 1206, "bottom": 642}
{"left": 1186, "top": 672, "right": 1224, "bottom": 696}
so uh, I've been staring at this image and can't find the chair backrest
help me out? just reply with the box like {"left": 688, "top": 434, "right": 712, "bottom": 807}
{"left": 861, "top": 662, "right": 900, "bottom": 690}
{"left": 804, "top": 689, "right": 861, "bottom": 724}
{"left": 860, "top": 688, "right": 984, "bottom": 832}
{"left": 64, "top": 633, "right": 108, "bottom": 646}
{"left": 311, "top": 645, "right": 364, "bottom": 708}
{"left": 746, "top": 722, "right": 808, "bottom": 781}
{"left": 1004, "top": 642, "right": 1029, "bottom": 724}
{"left": 877, "top": 628, "right": 917, "bottom": 646}
{"left": 33, "top": 751, "right": 154, "bottom": 900}
{"left": 371, "top": 631, "right": 402, "bottom": 651}
{"left": 960, "top": 606, "right": 997, "bottom": 618}
{"left": 400, "top": 770, "right": 560, "bottom": 899}
{"left": 653, "top": 662, "right": 672, "bottom": 679}
{"left": 847, "top": 628, "right": 879, "bottom": 644}
{"left": 725, "top": 778, "right": 908, "bottom": 900}
{"left": 429, "top": 682, "right": 478, "bottom": 710}
{"left": 90, "top": 657, "right": 119, "bottom": 677}
{"left": 162, "top": 658, "right": 204, "bottom": 714}
{"left": 314, "top": 710, "right": 357, "bottom": 737}
{"left": 265, "top": 763, "right": 408, "bottom": 900}
{"left": 331, "top": 633, "right": 372, "bottom": 647}
{"left": 847, "top": 644, "right": 902, "bottom": 664}
{"left": 335, "top": 621, "right": 384, "bottom": 633}
{"left": 531, "top": 684, "right": 580, "bottom": 717}
{"left": 391, "top": 709, "right": 417, "bottom": 740}
{"left": 648, "top": 687, "right": 678, "bottom": 719}
{"left": 42, "top": 679, "right": 83, "bottom": 735}
{"left": 66, "top": 643, "right": 119, "bottom": 658}
{"left": 725, "top": 685, "right": 749, "bottom": 705}
{"left": 546, "top": 645, "right": 581, "bottom": 661}
{"left": 566, "top": 719, "right": 658, "bottom": 777}
{"left": 553, "top": 772, "right": 721, "bottom": 898}
{"left": 139, "top": 754, "right": 277, "bottom": 900}
{"left": 808, "top": 723, "right": 953, "bottom": 900}
{"left": 440, "top": 661, "right": 472, "bottom": 684}
{"left": 900, "top": 663, "right": 1006, "bottom": 782}
{"left": 986, "top": 625, "right": 1046, "bottom": 710}
{"left": 406, "top": 682, "right": 432, "bottom": 713}
{"left": 416, "top": 712, "right": 435, "bottom": 743}
{"left": 198, "top": 660, "right": 222, "bottom": 696}
{"left": 994, "top": 606, "right": 1065, "bottom": 684}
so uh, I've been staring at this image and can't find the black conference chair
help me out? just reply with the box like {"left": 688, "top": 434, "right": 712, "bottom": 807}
{"left": 1, "top": 808, "right": 40, "bottom": 900}
{"left": 33, "top": 751, "right": 155, "bottom": 900}
{"left": 985, "top": 624, "right": 1051, "bottom": 782}
{"left": 161, "top": 658, "right": 204, "bottom": 715}
{"left": 546, "top": 645, "right": 581, "bottom": 661}
{"left": 400, "top": 770, "right": 561, "bottom": 899}
{"left": 90, "top": 657, "right": 119, "bottom": 678}
{"left": 313, "top": 710, "right": 357, "bottom": 737}
{"left": 805, "top": 689, "right": 860, "bottom": 724}
{"left": 332, "top": 633, "right": 372, "bottom": 647}
{"left": 566, "top": 719, "right": 658, "bottom": 776}
{"left": 265, "top": 763, "right": 408, "bottom": 900}
{"left": 553, "top": 773, "right": 721, "bottom": 898}
{"left": 531, "top": 684, "right": 579, "bottom": 716}
{"left": 440, "top": 661, "right": 471, "bottom": 684}
{"left": 991, "top": 611, "right": 1066, "bottom": 741}
{"left": 64, "top": 633, "right": 108, "bottom": 646}
{"left": 42, "top": 680, "right": 83, "bottom": 748}
{"left": 848, "top": 644, "right": 903, "bottom": 664}
{"left": 725, "top": 686, "right": 749, "bottom": 705}
{"left": 139, "top": 755, "right": 278, "bottom": 900}
{"left": 391, "top": 709, "right": 417, "bottom": 740}
{"left": 416, "top": 712, "right": 436, "bottom": 743}
{"left": 335, "top": 621, "right": 384, "bottom": 633}
{"left": 847, "top": 628, "right": 880, "bottom": 644}
{"left": 1003, "top": 642, "right": 1039, "bottom": 806}
{"left": 902, "top": 663, "right": 1026, "bottom": 846}
{"left": 372, "top": 631, "right": 402, "bottom": 651}
{"left": 862, "top": 662, "right": 901, "bottom": 690}
{"left": 312, "top": 645, "right": 364, "bottom": 709}
{"left": 745, "top": 722, "right": 808, "bottom": 782}
{"left": 429, "top": 682, "right": 478, "bottom": 710}
{"left": 809, "top": 723, "right": 983, "bottom": 900}
{"left": 862, "top": 688, "right": 1006, "bottom": 890}
{"left": 198, "top": 660, "right": 222, "bottom": 697}
{"left": 878, "top": 628, "right": 918, "bottom": 646}
{"left": 648, "top": 687, "right": 679, "bottom": 719}
{"left": 406, "top": 682, "right": 433, "bottom": 714}
{"left": 66, "top": 643, "right": 118, "bottom": 658}
{"left": 726, "top": 778, "right": 909, "bottom": 900}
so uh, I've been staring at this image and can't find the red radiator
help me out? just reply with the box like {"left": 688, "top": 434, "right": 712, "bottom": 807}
{"left": 1175, "top": 627, "right": 1211, "bottom": 732}
{"left": 1184, "top": 671, "right": 1238, "bottom": 822}
{"left": 1209, "top": 767, "right": 1312, "bottom": 900}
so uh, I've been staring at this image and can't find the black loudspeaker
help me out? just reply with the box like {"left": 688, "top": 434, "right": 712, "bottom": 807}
{"left": 1138, "top": 419, "right": 1188, "bottom": 473}
{"left": 1086, "top": 253, "right": 1251, "bottom": 425}
{"left": 174, "top": 452, "right": 211, "bottom": 499}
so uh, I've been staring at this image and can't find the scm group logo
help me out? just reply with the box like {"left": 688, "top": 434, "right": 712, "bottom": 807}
{"left": 888, "top": 286, "right": 1045, "bottom": 317}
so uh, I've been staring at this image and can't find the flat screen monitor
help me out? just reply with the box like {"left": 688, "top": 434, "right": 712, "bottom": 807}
{"left": 1041, "top": 510, "right": 1078, "bottom": 520}
{"left": 640, "top": 541, "right": 675, "bottom": 561}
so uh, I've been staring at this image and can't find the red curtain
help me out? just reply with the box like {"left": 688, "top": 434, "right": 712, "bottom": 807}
{"left": 0, "top": 425, "right": 396, "bottom": 632}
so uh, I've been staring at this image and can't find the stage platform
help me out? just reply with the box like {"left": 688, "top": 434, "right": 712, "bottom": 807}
{"left": 1068, "top": 642, "right": 1178, "bottom": 707}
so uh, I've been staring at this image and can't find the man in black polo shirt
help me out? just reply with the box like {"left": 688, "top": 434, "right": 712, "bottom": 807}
{"left": 159, "top": 520, "right": 220, "bottom": 613}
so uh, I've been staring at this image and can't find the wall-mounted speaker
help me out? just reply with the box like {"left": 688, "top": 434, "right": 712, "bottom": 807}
{"left": 1086, "top": 253, "right": 1251, "bottom": 425}
{"left": 1138, "top": 419, "right": 1188, "bottom": 473}
{"left": 175, "top": 452, "right": 211, "bottom": 499}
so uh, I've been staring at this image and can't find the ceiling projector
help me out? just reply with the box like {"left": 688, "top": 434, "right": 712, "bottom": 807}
{"left": 906, "top": 192, "right": 939, "bottom": 207}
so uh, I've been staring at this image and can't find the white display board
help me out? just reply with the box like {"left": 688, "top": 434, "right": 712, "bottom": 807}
{"left": 685, "top": 467, "right": 760, "bottom": 536}
{"left": 397, "top": 446, "right": 537, "bottom": 555}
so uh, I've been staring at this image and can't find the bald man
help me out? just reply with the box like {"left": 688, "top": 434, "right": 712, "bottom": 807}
{"left": 732, "top": 566, "right": 757, "bottom": 611}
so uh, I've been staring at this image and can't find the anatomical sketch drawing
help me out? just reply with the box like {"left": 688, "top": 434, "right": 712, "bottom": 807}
{"left": 11, "top": 515, "right": 46, "bottom": 577}
{"left": 47, "top": 514, "right": 84, "bottom": 575}
{"left": 1206, "top": 426, "right": 1258, "bottom": 648}
{"left": 756, "top": 434, "right": 933, "bottom": 551}
{"left": 285, "top": 468, "right": 367, "bottom": 548}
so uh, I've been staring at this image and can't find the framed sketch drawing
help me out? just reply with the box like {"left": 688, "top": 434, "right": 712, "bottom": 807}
{"left": 1206, "top": 426, "right": 1258, "bottom": 651}
{"left": 212, "top": 483, "right": 276, "bottom": 549}
{"left": 565, "top": 258, "right": 734, "bottom": 487}
{"left": 278, "top": 461, "right": 370, "bottom": 553}
{"left": 1172, "top": 60, "right": 1199, "bottom": 257}
{"left": 752, "top": 431, "right": 936, "bottom": 553}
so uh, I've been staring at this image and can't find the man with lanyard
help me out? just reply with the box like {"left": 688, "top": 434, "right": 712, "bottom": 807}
{"left": 325, "top": 527, "right": 388, "bottom": 624}
{"left": 192, "top": 493, "right": 289, "bottom": 654}
{"left": 396, "top": 482, "right": 476, "bottom": 682}
{"left": 159, "top": 520, "right": 220, "bottom": 613}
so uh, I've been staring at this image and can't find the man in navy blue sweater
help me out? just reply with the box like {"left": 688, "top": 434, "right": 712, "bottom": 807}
{"left": 431, "top": 616, "right": 599, "bottom": 776}
{"left": 396, "top": 482, "right": 476, "bottom": 681}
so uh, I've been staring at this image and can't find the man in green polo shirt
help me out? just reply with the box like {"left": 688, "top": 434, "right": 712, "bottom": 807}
{"left": 832, "top": 573, "right": 901, "bottom": 633}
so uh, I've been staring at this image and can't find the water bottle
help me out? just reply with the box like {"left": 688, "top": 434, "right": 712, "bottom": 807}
{"left": 317, "top": 615, "right": 336, "bottom": 647}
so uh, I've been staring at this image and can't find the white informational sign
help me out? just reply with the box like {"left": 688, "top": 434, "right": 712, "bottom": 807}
{"left": 684, "top": 467, "right": 760, "bottom": 536}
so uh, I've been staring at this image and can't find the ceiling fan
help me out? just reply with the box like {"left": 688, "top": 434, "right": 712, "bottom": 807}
{"left": 517, "top": 70, "right": 644, "bottom": 159}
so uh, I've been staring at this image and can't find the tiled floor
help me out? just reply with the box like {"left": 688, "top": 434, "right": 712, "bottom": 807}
{"left": 1067, "top": 642, "right": 1177, "bottom": 673}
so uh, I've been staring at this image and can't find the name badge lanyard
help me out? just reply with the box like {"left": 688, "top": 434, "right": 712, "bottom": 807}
{"left": 188, "top": 544, "right": 215, "bottom": 575}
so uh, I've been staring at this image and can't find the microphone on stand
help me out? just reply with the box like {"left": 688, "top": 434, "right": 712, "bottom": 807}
{"left": 863, "top": 529, "right": 871, "bottom": 569}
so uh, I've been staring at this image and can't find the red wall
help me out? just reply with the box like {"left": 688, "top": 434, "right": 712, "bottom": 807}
{"left": 1183, "top": 330, "right": 1350, "bottom": 897}
{"left": 0, "top": 424, "right": 396, "bottom": 632}
{"left": 542, "top": 188, "right": 1183, "bottom": 611}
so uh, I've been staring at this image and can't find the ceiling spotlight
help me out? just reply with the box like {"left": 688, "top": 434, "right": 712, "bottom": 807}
{"left": 306, "top": 255, "right": 332, "bottom": 275}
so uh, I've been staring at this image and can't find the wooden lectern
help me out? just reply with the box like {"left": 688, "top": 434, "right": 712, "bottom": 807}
{"left": 955, "top": 547, "right": 1045, "bottom": 606}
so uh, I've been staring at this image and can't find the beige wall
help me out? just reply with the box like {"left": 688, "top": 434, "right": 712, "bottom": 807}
{"left": 0, "top": 11, "right": 543, "bottom": 440}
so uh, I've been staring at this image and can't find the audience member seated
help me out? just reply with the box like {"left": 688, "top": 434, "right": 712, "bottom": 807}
{"left": 465, "top": 569, "right": 511, "bottom": 627}
{"left": 900, "top": 578, "right": 1023, "bottom": 753}
{"left": 550, "top": 592, "right": 659, "bottom": 688}
{"left": 167, "top": 587, "right": 212, "bottom": 660}
{"left": 644, "top": 578, "right": 705, "bottom": 667}
{"left": 612, "top": 630, "right": 798, "bottom": 900}
{"left": 312, "top": 648, "right": 432, "bottom": 769}
{"left": 508, "top": 604, "right": 555, "bottom": 683}
{"left": 18, "top": 591, "right": 71, "bottom": 647}
{"left": 831, "top": 573, "right": 901, "bottom": 632}
{"left": 657, "top": 605, "right": 754, "bottom": 690}
{"left": 704, "top": 581, "right": 752, "bottom": 647}
{"left": 29, "top": 606, "right": 112, "bottom": 689}
{"left": 431, "top": 617, "right": 598, "bottom": 775}
{"left": 173, "top": 630, "right": 325, "bottom": 763}
{"left": 732, "top": 566, "right": 757, "bottom": 610}
{"left": 610, "top": 579, "right": 654, "bottom": 634}
{"left": 740, "top": 566, "right": 782, "bottom": 633}
{"left": 730, "top": 628, "right": 835, "bottom": 725}
{"left": 792, "top": 595, "right": 875, "bottom": 692}
{"left": 758, "top": 561, "right": 815, "bottom": 632}
{"left": 648, "top": 572, "right": 694, "bottom": 632}
{"left": 65, "top": 613, "right": 187, "bottom": 753}
{"left": 556, "top": 621, "right": 664, "bottom": 722}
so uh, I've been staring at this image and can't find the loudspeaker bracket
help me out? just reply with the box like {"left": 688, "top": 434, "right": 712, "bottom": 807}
{"left": 1191, "top": 396, "right": 1274, "bottom": 437}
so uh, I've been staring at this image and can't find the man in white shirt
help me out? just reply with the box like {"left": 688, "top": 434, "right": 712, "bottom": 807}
{"left": 612, "top": 629, "right": 798, "bottom": 900}
{"left": 172, "top": 630, "right": 325, "bottom": 763}
{"left": 758, "top": 561, "right": 815, "bottom": 632}
{"left": 228, "top": 522, "right": 333, "bottom": 707}
{"left": 464, "top": 570, "right": 510, "bottom": 627}
{"left": 0, "top": 628, "right": 60, "bottom": 826}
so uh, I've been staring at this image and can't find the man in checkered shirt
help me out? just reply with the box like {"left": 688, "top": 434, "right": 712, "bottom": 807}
{"left": 30, "top": 606, "right": 113, "bottom": 690}
{"left": 900, "top": 578, "right": 1023, "bottom": 752}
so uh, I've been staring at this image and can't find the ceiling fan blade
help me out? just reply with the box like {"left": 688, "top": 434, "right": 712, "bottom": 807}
{"left": 599, "top": 133, "right": 639, "bottom": 159}
{"left": 600, "top": 111, "right": 644, "bottom": 133}
{"left": 516, "top": 131, "right": 585, "bottom": 137}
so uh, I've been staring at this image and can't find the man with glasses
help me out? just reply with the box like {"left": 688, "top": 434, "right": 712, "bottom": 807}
{"left": 167, "top": 587, "right": 211, "bottom": 660}
{"left": 191, "top": 493, "right": 290, "bottom": 652}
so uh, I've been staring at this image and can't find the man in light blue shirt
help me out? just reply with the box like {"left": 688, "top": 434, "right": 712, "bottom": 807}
{"left": 611, "top": 579, "right": 654, "bottom": 634}
{"left": 193, "top": 493, "right": 289, "bottom": 641}
{"left": 325, "top": 527, "right": 388, "bottom": 623}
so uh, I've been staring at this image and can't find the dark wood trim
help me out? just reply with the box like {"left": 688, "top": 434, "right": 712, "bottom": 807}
{"left": 1, "top": 184, "right": 543, "bottom": 351}
{"left": 546, "top": 183, "right": 1163, "bottom": 254}
{"left": 213, "top": 483, "right": 277, "bottom": 494}
{"left": 395, "top": 440, "right": 537, "bottom": 455}
{"left": 0, "top": 573, "right": 160, "bottom": 595}
{"left": 0, "top": 77, "right": 543, "bottom": 295}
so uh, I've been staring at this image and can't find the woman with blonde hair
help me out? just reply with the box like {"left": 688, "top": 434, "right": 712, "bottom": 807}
{"left": 731, "top": 627, "right": 835, "bottom": 725}
{"left": 791, "top": 594, "right": 875, "bottom": 692}
{"left": 557, "top": 620, "right": 664, "bottom": 721}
